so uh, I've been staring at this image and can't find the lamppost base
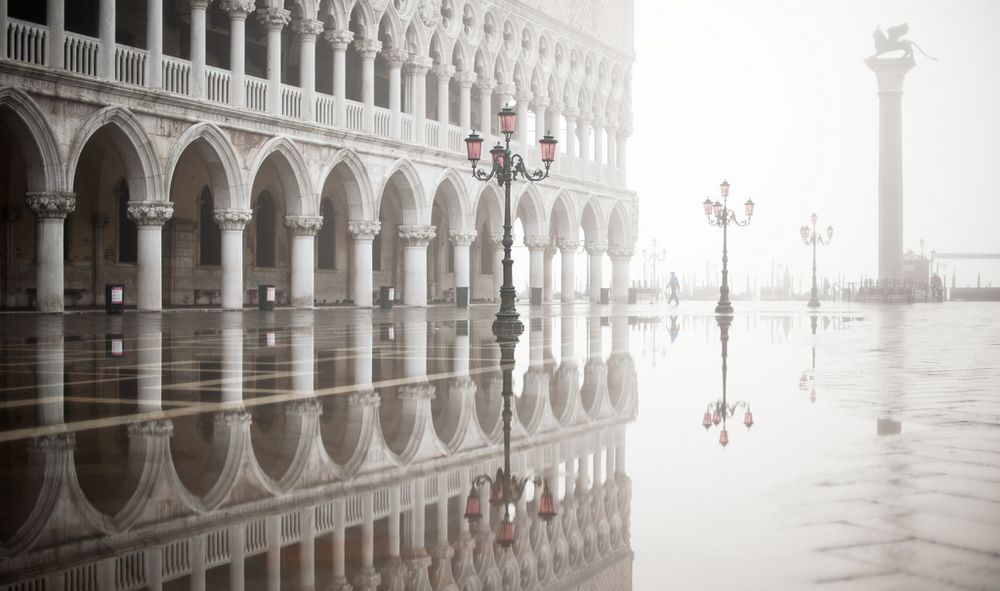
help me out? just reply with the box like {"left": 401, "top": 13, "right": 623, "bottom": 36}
{"left": 492, "top": 314, "right": 524, "bottom": 341}
{"left": 807, "top": 299, "right": 821, "bottom": 309}
{"left": 714, "top": 301, "right": 734, "bottom": 315}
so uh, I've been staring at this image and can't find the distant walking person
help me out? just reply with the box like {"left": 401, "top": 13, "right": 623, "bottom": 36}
{"left": 668, "top": 272, "right": 680, "bottom": 305}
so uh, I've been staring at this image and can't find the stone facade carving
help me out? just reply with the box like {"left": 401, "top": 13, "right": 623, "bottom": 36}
{"left": 353, "top": 38, "right": 382, "bottom": 58}
{"left": 348, "top": 220, "right": 382, "bottom": 241}
{"left": 555, "top": 238, "right": 581, "bottom": 253}
{"left": 256, "top": 7, "right": 290, "bottom": 29}
{"left": 25, "top": 192, "right": 76, "bottom": 220}
{"left": 324, "top": 29, "right": 354, "bottom": 50}
{"left": 284, "top": 215, "right": 324, "bottom": 236}
{"left": 384, "top": 48, "right": 410, "bottom": 68}
{"left": 585, "top": 241, "right": 609, "bottom": 255}
{"left": 127, "top": 201, "right": 174, "bottom": 227}
{"left": 398, "top": 225, "right": 436, "bottom": 247}
{"left": 607, "top": 244, "right": 634, "bottom": 259}
{"left": 523, "top": 236, "right": 550, "bottom": 251}
{"left": 293, "top": 18, "right": 325, "bottom": 37}
{"left": 213, "top": 209, "right": 252, "bottom": 232}
{"left": 448, "top": 230, "right": 477, "bottom": 246}
{"left": 219, "top": 0, "right": 256, "bottom": 17}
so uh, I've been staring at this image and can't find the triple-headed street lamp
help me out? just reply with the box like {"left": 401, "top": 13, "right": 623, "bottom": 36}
{"left": 465, "top": 106, "right": 557, "bottom": 339}
{"left": 799, "top": 213, "right": 833, "bottom": 308}
{"left": 462, "top": 334, "right": 557, "bottom": 547}
{"left": 702, "top": 181, "right": 755, "bottom": 314}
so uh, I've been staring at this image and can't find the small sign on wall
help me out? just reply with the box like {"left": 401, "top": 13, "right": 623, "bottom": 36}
{"left": 110, "top": 286, "right": 124, "bottom": 304}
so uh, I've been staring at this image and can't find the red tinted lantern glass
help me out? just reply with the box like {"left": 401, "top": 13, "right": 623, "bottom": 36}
{"left": 719, "top": 429, "right": 730, "bottom": 447}
{"left": 539, "top": 134, "right": 558, "bottom": 163}
{"left": 744, "top": 199, "right": 754, "bottom": 217}
{"left": 498, "top": 106, "right": 516, "bottom": 135}
{"left": 800, "top": 226, "right": 810, "bottom": 241}
{"left": 702, "top": 411, "right": 712, "bottom": 429}
{"left": 497, "top": 515, "right": 515, "bottom": 547}
{"left": 810, "top": 212, "right": 818, "bottom": 227}
{"left": 744, "top": 410, "right": 754, "bottom": 429}
{"left": 490, "top": 144, "right": 506, "bottom": 170}
{"left": 464, "top": 487, "right": 482, "bottom": 522}
{"left": 827, "top": 225, "right": 834, "bottom": 240}
{"left": 465, "top": 132, "right": 483, "bottom": 162}
{"left": 712, "top": 201, "right": 723, "bottom": 218}
{"left": 538, "top": 484, "right": 557, "bottom": 522}
{"left": 720, "top": 180, "right": 730, "bottom": 199}
{"left": 712, "top": 408, "right": 721, "bottom": 425}
{"left": 703, "top": 198, "right": 714, "bottom": 216}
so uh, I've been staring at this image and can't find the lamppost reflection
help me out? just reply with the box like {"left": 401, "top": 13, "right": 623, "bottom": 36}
{"left": 701, "top": 315, "right": 754, "bottom": 447}
{"left": 463, "top": 331, "right": 556, "bottom": 546}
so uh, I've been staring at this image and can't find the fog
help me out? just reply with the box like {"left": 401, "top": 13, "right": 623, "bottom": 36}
{"left": 631, "top": 0, "right": 1000, "bottom": 290}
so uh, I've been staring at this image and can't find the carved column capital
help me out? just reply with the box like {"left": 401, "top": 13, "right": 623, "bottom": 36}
{"left": 324, "top": 29, "right": 355, "bottom": 51}
{"left": 515, "top": 88, "right": 533, "bottom": 104}
{"left": 448, "top": 230, "right": 477, "bottom": 246}
{"left": 555, "top": 238, "right": 581, "bottom": 254}
{"left": 564, "top": 106, "right": 580, "bottom": 119}
{"left": 285, "top": 398, "right": 323, "bottom": 416}
{"left": 285, "top": 215, "right": 324, "bottom": 236}
{"left": 352, "top": 567, "right": 382, "bottom": 591}
{"left": 127, "top": 419, "right": 173, "bottom": 436}
{"left": 127, "top": 201, "right": 174, "bottom": 227}
{"left": 348, "top": 388, "right": 380, "bottom": 407}
{"left": 27, "top": 432, "right": 75, "bottom": 450}
{"left": 544, "top": 244, "right": 559, "bottom": 258}
{"left": 256, "top": 7, "right": 291, "bottom": 29}
{"left": 585, "top": 241, "right": 608, "bottom": 255}
{"left": 406, "top": 55, "right": 434, "bottom": 75}
{"left": 353, "top": 38, "right": 382, "bottom": 58}
{"left": 25, "top": 192, "right": 76, "bottom": 220}
{"left": 532, "top": 95, "right": 551, "bottom": 110}
{"left": 398, "top": 224, "right": 436, "bottom": 247}
{"left": 497, "top": 82, "right": 516, "bottom": 100}
{"left": 475, "top": 77, "right": 496, "bottom": 92}
{"left": 383, "top": 47, "right": 409, "bottom": 68}
{"left": 523, "top": 236, "right": 550, "bottom": 251}
{"left": 189, "top": 0, "right": 210, "bottom": 9}
{"left": 607, "top": 244, "right": 635, "bottom": 260}
{"left": 213, "top": 209, "right": 252, "bottom": 231}
{"left": 293, "top": 18, "right": 325, "bottom": 38}
{"left": 455, "top": 70, "right": 477, "bottom": 87}
{"left": 219, "top": 0, "right": 257, "bottom": 19}
{"left": 432, "top": 63, "right": 456, "bottom": 80}
{"left": 548, "top": 99, "right": 565, "bottom": 114}
{"left": 489, "top": 233, "right": 505, "bottom": 248}
{"left": 348, "top": 220, "right": 382, "bottom": 241}
{"left": 398, "top": 382, "right": 436, "bottom": 401}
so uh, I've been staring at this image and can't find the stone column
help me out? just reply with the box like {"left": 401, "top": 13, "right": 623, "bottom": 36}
{"left": 534, "top": 96, "right": 550, "bottom": 141}
{"left": 557, "top": 239, "right": 579, "bottom": 303}
{"left": 609, "top": 244, "right": 633, "bottom": 303}
{"left": 449, "top": 230, "right": 475, "bottom": 308}
{"left": 266, "top": 515, "right": 281, "bottom": 591}
{"left": 258, "top": 7, "right": 290, "bottom": 115}
{"left": 353, "top": 493, "right": 381, "bottom": 591}
{"left": 515, "top": 89, "right": 532, "bottom": 147}
{"left": 354, "top": 38, "right": 382, "bottom": 133}
{"left": 331, "top": 499, "right": 350, "bottom": 590}
{"left": 229, "top": 524, "right": 245, "bottom": 591}
{"left": 578, "top": 112, "right": 592, "bottom": 163}
{"left": 300, "top": 507, "right": 316, "bottom": 590}
{"left": 434, "top": 64, "right": 455, "bottom": 149}
{"left": 214, "top": 210, "right": 252, "bottom": 310}
{"left": 866, "top": 55, "right": 915, "bottom": 282}
{"left": 564, "top": 107, "right": 579, "bottom": 158}
{"left": 296, "top": 18, "right": 324, "bottom": 122}
{"left": 456, "top": 70, "right": 476, "bottom": 136}
{"left": 408, "top": 56, "right": 432, "bottom": 145}
{"left": 0, "top": 0, "right": 8, "bottom": 59}
{"left": 190, "top": 0, "right": 209, "bottom": 98}
{"left": 348, "top": 221, "right": 379, "bottom": 307}
{"left": 324, "top": 29, "right": 354, "bottom": 127}
{"left": 525, "top": 236, "right": 548, "bottom": 305}
{"left": 490, "top": 233, "right": 504, "bottom": 301}
{"left": 606, "top": 122, "right": 619, "bottom": 171}
{"left": 543, "top": 244, "right": 557, "bottom": 302}
{"left": 222, "top": 1, "right": 255, "bottom": 108}
{"left": 128, "top": 202, "right": 174, "bottom": 311}
{"left": 47, "top": 0, "right": 65, "bottom": 69}
{"left": 398, "top": 225, "right": 435, "bottom": 307}
{"left": 593, "top": 115, "right": 605, "bottom": 166}
{"left": 146, "top": 0, "right": 163, "bottom": 88}
{"left": 25, "top": 193, "right": 75, "bottom": 313}
{"left": 586, "top": 241, "right": 607, "bottom": 303}
{"left": 476, "top": 78, "right": 496, "bottom": 135}
{"left": 384, "top": 48, "right": 408, "bottom": 139}
{"left": 285, "top": 215, "right": 323, "bottom": 309}
{"left": 99, "top": 0, "right": 115, "bottom": 79}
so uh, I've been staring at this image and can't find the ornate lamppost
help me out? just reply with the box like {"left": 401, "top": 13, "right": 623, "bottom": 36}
{"left": 463, "top": 335, "right": 557, "bottom": 546}
{"left": 642, "top": 238, "right": 666, "bottom": 292}
{"left": 702, "top": 181, "right": 755, "bottom": 314}
{"left": 465, "top": 106, "right": 557, "bottom": 338}
{"left": 701, "top": 315, "right": 754, "bottom": 447}
{"left": 800, "top": 213, "right": 833, "bottom": 308}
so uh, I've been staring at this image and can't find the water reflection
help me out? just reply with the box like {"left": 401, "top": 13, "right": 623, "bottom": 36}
{"left": 701, "top": 315, "right": 754, "bottom": 447}
{"left": 0, "top": 313, "right": 636, "bottom": 590}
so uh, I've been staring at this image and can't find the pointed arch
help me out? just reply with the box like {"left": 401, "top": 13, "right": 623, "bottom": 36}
{"left": 317, "top": 148, "right": 375, "bottom": 220}
{"left": 67, "top": 106, "right": 163, "bottom": 203}
{"left": 377, "top": 7, "right": 404, "bottom": 50}
{"left": 608, "top": 199, "right": 634, "bottom": 247}
{"left": 473, "top": 181, "right": 503, "bottom": 234}
{"left": 514, "top": 183, "right": 546, "bottom": 238}
{"left": 0, "top": 87, "right": 63, "bottom": 192}
{"left": 246, "top": 136, "right": 315, "bottom": 216}
{"left": 378, "top": 158, "right": 427, "bottom": 224}
{"left": 581, "top": 196, "right": 607, "bottom": 245}
{"left": 165, "top": 122, "right": 244, "bottom": 211}
{"left": 548, "top": 189, "right": 578, "bottom": 241}
{"left": 431, "top": 167, "right": 472, "bottom": 231}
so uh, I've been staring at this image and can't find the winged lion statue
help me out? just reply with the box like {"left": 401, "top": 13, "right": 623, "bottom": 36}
{"left": 871, "top": 23, "right": 937, "bottom": 60}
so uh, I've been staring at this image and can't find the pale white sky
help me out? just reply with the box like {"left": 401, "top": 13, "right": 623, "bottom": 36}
{"left": 630, "top": 0, "right": 1000, "bottom": 290}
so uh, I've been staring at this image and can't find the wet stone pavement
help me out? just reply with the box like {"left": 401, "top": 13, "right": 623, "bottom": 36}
{"left": 0, "top": 302, "right": 997, "bottom": 590}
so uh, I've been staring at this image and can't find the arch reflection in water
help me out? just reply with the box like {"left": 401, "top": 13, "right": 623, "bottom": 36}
{"left": 0, "top": 313, "right": 637, "bottom": 590}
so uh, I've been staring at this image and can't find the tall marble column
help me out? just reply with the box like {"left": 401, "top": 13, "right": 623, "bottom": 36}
{"left": 449, "top": 230, "right": 475, "bottom": 308}
{"left": 285, "top": 215, "right": 323, "bottom": 309}
{"left": 222, "top": 0, "right": 256, "bottom": 108}
{"left": 456, "top": 70, "right": 476, "bottom": 135}
{"left": 543, "top": 244, "right": 557, "bottom": 303}
{"left": 434, "top": 64, "right": 455, "bottom": 149}
{"left": 525, "top": 236, "right": 548, "bottom": 305}
{"left": 385, "top": 48, "right": 408, "bottom": 139}
{"left": 46, "top": 0, "right": 64, "bottom": 69}
{"left": 296, "top": 18, "right": 325, "bottom": 122}
{"left": 515, "top": 88, "right": 533, "bottom": 147}
{"left": 128, "top": 202, "right": 174, "bottom": 311}
{"left": 353, "top": 38, "right": 382, "bottom": 134}
{"left": 578, "top": 112, "right": 592, "bottom": 163}
{"left": 609, "top": 244, "right": 634, "bottom": 304}
{"left": 353, "top": 492, "right": 381, "bottom": 591}
{"left": 25, "top": 192, "right": 75, "bottom": 312}
{"left": 866, "top": 55, "right": 915, "bottom": 282}
{"left": 215, "top": 210, "right": 252, "bottom": 310}
{"left": 586, "top": 241, "right": 607, "bottom": 303}
{"left": 146, "top": 0, "right": 163, "bottom": 88}
{"left": 98, "top": 0, "right": 116, "bottom": 79}
{"left": 476, "top": 78, "right": 496, "bottom": 135}
{"left": 331, "top": 498, "right": 350, "bottom": 590}
{"left": 557, "top": 239, "right": 579, "bottom": 304}
{"left": 189, "top": 0, "right": 209, "bottom": 98}
{"left": 348, "top": 221, "right": 380, "bottom": 307}
{"left": 408, "top": 56, "right": 433, "bottom": 145}
{"left": 258, "top": 7, "right": 290, "bottom": 115}
{"left": 398, "top": 225, "right": 435, "bottom": 306}
{"left": 324, "top": 29, "right": 354, "bottom": 127}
